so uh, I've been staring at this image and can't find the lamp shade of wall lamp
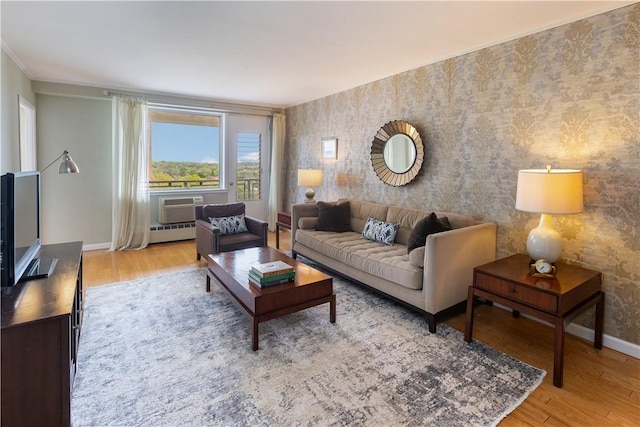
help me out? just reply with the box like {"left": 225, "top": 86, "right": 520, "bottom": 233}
{"left": 41, "top": 150, "right": 80, "bottom": 174}
{"left": 515, "top": 166, "right": 583, "bottom": 263}
{"left": 297, "top": 169, "right": 323, "bottom": 203}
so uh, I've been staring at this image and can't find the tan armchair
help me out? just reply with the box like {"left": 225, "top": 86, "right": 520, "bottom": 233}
{"left": 195, "top": 203, "right": 268, "bottom": 260}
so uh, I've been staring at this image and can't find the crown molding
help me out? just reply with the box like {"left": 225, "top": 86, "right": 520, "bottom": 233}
{"left": 1, "top": 40, "right": 33, "bottom": 79}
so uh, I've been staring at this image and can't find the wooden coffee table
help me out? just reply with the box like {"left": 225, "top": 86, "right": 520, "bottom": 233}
{"left": 206, "top": 246, "right": 335, "bottom": 350}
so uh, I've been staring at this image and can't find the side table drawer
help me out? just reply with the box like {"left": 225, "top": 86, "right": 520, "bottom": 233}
{"left": 475, "top": 274, "right": 558, "bottom": 313}
{"left": 277, "top": 212, "right": 291, "bottom": 228}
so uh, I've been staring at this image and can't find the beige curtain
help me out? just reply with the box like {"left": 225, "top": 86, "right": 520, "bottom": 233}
{"left": 109, "top": 96, "right": 150, "bottom": 251}
{"left": 267, "top": 114, "right": 286, "bottom": 231}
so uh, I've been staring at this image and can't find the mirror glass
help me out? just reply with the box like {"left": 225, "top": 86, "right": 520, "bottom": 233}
{"left": 383, "top": 134, "right": 416, "bottom": 173}
{"left": 370, "top": 120, "right": 424, "bottom": 186}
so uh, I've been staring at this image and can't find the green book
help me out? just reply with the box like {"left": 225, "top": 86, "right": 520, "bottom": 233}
{"left": 248, "top": 270, "right": 295, "bottom": 284}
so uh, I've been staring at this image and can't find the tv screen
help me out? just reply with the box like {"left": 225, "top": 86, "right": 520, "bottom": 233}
{"left": 1, "top": 171, "right": 42, "bottom": 287}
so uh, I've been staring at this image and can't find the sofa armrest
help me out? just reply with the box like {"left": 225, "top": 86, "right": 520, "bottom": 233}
{"left": 245, "top": 216, "right": 268, "bottom": 247}
{"left": 422, "top": 222, "right": 497, "bottom": 314}
{"left": 291, "top": 203, "right": 319, "bottom": 249}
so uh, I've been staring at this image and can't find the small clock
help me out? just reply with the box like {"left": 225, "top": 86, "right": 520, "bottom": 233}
{"left": 529, "top": 259, "right": 557, "bottom": 278}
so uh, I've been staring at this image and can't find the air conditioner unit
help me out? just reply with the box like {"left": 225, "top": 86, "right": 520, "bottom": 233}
{"left": 159, "top": 196, "right": 204, "bottom": 224}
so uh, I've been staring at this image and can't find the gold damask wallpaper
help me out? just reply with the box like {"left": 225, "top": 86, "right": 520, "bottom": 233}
{"left": 284, "top": 4, "right": 639, "bottom": 344}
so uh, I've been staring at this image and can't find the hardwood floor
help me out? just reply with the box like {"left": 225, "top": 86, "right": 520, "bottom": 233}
{"left": 82, "top": 230, "right": 640, "bottom": 426}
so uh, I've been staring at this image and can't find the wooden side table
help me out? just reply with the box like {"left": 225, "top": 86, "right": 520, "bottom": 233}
{"left": 275, "top": 211, "right": 291, "bottom": 249}
{"left": 464, "top": 253, "right": 604, "bottom": 388}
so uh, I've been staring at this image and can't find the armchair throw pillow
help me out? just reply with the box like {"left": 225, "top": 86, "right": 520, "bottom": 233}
{"left": 361, "top": 217, "right": 400, "bottom": 246}
{"left": 209, "top": 214, "right": 249, "bottom": 235}
{"left": 407, "top": 212, "right": 452, "bottom": 253}
{"left": 316, "top": 201, "right": 351, "bottom": 232}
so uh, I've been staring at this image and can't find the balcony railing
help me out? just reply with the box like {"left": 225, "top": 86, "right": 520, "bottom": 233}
{"left": 150, "top": 179, "right": 220, "bottom": 189}
{"left": 149, "top": 178, "right": 260, "bottom": 200}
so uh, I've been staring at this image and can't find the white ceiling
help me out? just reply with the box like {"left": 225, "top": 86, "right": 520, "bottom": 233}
{"left": 1, "top": 1, "right": 634, "bottom": 108}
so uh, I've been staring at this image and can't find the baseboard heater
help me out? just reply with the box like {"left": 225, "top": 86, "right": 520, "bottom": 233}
{"left": 149, "top": 222, "right": 196, "bottom": 244}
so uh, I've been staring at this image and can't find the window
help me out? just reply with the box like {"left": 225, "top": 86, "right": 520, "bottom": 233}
{"left": 19, "top": 96, "right": 36, "bottom": 171}
{"left": 236, "top": 132, "right": 261, "bottom": 200}
{"left": 148, "top": 108, "right": 222, "bottom": 191}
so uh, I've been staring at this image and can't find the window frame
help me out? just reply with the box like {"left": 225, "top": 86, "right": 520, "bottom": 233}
{"left": 147, "top": 105, "right": 225, "bottom": 195}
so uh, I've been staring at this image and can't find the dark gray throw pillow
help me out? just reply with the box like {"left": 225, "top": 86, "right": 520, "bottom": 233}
{"left": 316, "top": 201, "right": 351, "bottom": 232}
{"left": 407, "top": 212, "right": 452, "bottom": 253}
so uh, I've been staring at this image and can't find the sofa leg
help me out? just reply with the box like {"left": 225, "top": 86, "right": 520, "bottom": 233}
{"left": 197, "top": 252, "right": 201, "bottom": 261}
{"left": 291, "top": 251, "right": 297, "bottom": 260}
{"left": 426, "top": 314, "right": 436, "bottom": 333}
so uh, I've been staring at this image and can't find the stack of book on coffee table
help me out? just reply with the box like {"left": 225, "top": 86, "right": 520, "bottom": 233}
{"left": 249, "top": 260, "right": 295, "bottom": 288}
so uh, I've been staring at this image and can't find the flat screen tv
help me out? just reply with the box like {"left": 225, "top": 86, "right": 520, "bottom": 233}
{"left": 1, "top": 171, "right": 56, "bottom": 287}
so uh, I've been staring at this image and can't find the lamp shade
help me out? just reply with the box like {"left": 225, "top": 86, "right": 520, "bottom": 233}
{"left": 58, "top": 152, "right": 80, "bottom": 174}
{"left": 42, "top": 150, "right": 80, "bottom": 175}
{"left": 515, "top": 169, "right": 583, "bottom": 214}
{"left": 297, "top": 169, "right": 323, "bottom": 187}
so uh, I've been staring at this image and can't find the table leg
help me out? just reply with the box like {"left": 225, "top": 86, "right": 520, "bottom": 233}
{"left": 464, "top": 286, "right": 475, "bottom": 342}
{"left": 595, "top": 292, "right": 605, "bottom": 349}
{"left": 206, "top": 274, "right": 211, "bottom": 292}
{"left": 553, "top": 317, "right": 566, "bottom": 387}
{"left": 252, "top": 318, "right": 259, "bottom": 351}
{"left": 330, "top": 294, "right": 336, "bottom": 323}
{"left": 276, "top": 224, "right": 280, "bottom": 249}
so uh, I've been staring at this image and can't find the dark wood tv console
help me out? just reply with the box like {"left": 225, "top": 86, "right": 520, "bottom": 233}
{"left": 1, "top": 241, "right": 83, "bottom": 427}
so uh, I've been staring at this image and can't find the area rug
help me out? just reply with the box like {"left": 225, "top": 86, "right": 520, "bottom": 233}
{"left": 72, "top": 268, "right": 545, "bottom": 427}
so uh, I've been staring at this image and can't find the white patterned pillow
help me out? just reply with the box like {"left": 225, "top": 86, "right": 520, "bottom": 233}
{"left": 208, "top": 214, "right": 249, "bottom": 235}
{"left": 361, "top": 217, "right": 399, "bottom": 245}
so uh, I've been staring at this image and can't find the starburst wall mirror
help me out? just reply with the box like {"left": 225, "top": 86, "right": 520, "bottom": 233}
{"left": 370, "top": 120, "right": 424, "bottom": 186}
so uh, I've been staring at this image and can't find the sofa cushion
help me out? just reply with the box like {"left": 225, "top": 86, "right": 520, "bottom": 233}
{"left": 296, "top": 229, "right": 423, "bottom": 290}
{"left": 209, "top": 214, "right": 249, "bottom": 235}
{"left": 339, "top": 199, "right": 389, "bottom": 234}
{"left": 316, "top": 201, "right": 351, "bottom": 232}
{"left": 408, "top": 247, "right": 425, "bottom": 267}
{"left": 362, "top": 218, "right": 399, "bottom": 245}
{"left": 298, "top": 217, "right": 318, "bottom": 229}
{"left": 407, "top": 212, "right": 452, "bottom": 253}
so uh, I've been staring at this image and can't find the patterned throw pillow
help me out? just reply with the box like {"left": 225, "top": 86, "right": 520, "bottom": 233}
{"left": 208, "top": 214, "right": 249, "bottom": 235}
{"left": 361, "top": 218, "right": 400, "bottom": 245}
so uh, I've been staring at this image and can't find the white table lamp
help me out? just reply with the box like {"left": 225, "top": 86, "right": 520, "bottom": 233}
{"left": 298, "top": 169, "right": 323, "bottom": 203}
{"left": 515, "top": 166, "right": 583, "bottom": 263}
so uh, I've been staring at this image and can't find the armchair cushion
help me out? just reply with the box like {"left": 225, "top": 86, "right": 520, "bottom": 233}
{"left": 200, "top": 203, "right": 245, "bottom": 219}
{"left": 209, "top": 214, "right": 249, "bottom": 235}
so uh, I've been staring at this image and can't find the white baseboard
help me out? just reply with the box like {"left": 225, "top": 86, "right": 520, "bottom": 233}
{"left": 83, "top": 242, "right": 111, "bottom": 251}
{"left": 566, "top": 322, "right": 640, "bottom": 359}
{"left": 494, "top": 303, "right": 640, "bottom": 359}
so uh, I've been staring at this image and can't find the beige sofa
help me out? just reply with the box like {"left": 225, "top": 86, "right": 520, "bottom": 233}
{"left": 291, "top": 198, "right": 497, "bottom": 332}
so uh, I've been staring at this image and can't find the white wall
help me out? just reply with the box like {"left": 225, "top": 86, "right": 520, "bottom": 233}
{"left": 36, "top": 95, "right": 112, "bottom": 245}
{"left": 1, "top": 52, "right": 112, "bottom": 247}
{"left": 1, "top": 49, "right": 36, "bottom": 173}
{"left": 9, "top": 79, "right": 277, "bottom": 248}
